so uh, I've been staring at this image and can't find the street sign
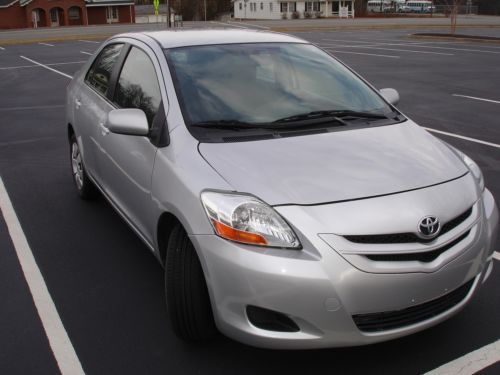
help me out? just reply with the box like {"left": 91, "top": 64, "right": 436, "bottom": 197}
{"left": 153, "top": 0, "right": 159, "bottom": 16}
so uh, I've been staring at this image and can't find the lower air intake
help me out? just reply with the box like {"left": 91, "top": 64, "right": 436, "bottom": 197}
{"left": 353, "top": 278, "right": 474, "bottom": 332}
{"left": 246, "top": 305, "right": 300, "bottom": 332}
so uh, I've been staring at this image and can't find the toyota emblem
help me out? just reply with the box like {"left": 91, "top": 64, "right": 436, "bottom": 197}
{"left": 418, "top": 216, "right": 441, "bottom": 240}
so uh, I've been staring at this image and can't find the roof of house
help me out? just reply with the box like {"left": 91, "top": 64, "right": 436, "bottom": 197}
{"left": 0, "top": 0, "right": 18, "bottom": 8}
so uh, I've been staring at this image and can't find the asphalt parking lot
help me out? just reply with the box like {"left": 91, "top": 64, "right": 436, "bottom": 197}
{"left": 0, "top": 23, "right": 499, "bottom": 375}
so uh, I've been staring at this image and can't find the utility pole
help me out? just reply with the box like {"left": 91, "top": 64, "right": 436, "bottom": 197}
{"left": 167, "top": 0, "right": 170, "bottom": 27}
{"left": 204, "top": 0, "right": 207, "bottom": 21}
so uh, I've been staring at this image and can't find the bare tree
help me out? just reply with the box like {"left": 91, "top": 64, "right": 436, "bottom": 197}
{"left": 442, "top": 0, "right": 465, "bottom": 34}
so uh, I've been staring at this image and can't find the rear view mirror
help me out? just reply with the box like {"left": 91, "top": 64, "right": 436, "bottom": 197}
{"left": 107, "top": 109, "right": 149, "bottom": 136}
{"left": 379, "top": 88, "right": 400, "bottom": 107}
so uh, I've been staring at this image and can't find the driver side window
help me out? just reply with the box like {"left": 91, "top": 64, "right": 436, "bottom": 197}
{"left": 114, "top": 46, "right": 162, "bottom": 128}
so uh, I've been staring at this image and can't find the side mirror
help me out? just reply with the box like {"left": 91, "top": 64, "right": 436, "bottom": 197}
{"left": 107, "top": 108, "right": 149, "bottom": 136}
{"left": 379, "top": 88, "right": 400, "bottom": 107}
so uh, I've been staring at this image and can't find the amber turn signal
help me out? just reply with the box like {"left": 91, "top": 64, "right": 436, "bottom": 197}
{"left": 212, "top": 220, "right": 268, "bottom": 246}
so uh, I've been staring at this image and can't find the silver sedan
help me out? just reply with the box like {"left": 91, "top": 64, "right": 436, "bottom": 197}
{"left": 66, "top": 30, "right": 498, "bottom": 349}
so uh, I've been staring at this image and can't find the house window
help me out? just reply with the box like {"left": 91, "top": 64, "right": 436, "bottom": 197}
{"left": 68, "top": 7, "right": 80, "bottom": 20}
{"left": 305, "top": 1, "right": 320, "bottom": 11}
{"left": 106, "top": 6, "right": 119, "bottom": 22}
{"left": 260, "top": 2, "right": 263, "bottom": 10}
{"left": 280, "top": 2, "right": 288, "bottom": 12}
{"left": 289, "top": 2, "right": 296, "bottom": 11}
{"left": 239, "top": 2, "right": 242, "bottom": 9}
{"left": 270, "top": 2, "right": 273, "bottom": 11}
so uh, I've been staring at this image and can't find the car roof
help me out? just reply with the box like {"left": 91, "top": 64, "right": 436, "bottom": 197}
{"left": 113, "top": 29, "right": 309, "bottom": 49}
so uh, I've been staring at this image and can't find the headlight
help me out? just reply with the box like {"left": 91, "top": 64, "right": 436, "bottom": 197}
{"left": 455, "top": 149, "right": 485, "bottom": 192}
{"left": 201, "top": 191, "right": 301, "bottom": 249}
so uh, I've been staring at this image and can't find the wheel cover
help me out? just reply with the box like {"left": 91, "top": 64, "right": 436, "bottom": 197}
{"left": 71, "top": 141, "right": 84, "bottom": 190}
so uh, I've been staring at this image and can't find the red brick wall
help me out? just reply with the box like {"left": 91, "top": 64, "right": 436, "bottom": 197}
{"left": 25, "top": 0, "right": 87, "bottom": 27}
{"left": 0, "top": 0, "right": 134, "bottom": 29}
{"left": 0, "top": 3, "right": 27, "bottom": 29}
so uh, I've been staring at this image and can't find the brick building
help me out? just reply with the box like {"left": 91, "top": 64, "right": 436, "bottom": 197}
{"left": 0, "top": 0, "right": 135, "bottom": 29}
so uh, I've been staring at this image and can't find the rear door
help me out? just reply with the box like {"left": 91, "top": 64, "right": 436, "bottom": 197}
{"left": 74, "top": 43, "right": 124, "bottom": 181}
{"left": 95, "top": 42, "right": 166, "bottom": 244}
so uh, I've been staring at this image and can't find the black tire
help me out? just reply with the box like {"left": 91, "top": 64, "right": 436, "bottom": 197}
{"left": 165, "top": 224, "right": 217, "bottom": 341}
{"left": 69, "top": 133, "right": 97, "bottom": 200}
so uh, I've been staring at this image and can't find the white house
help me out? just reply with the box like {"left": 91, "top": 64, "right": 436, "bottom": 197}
{"left": 233, "top": 0, "right": 355, "bottom": 19}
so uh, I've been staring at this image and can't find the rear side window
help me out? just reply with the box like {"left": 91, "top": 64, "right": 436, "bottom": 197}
{"left": 85, "top": 43, "right": 123, "bottom": 96}
{"left": 114, "top": 46, "right": 162, "bottom": 127}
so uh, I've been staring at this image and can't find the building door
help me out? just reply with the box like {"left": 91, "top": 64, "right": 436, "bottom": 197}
{"left": 50, "top": 8, "right": 59, "bottom": 26}
{"left": 106, "top": 6, "right": 119, "bottom": 23}
{"left": 32, "top": 9, "right": 40, "bottom": 28}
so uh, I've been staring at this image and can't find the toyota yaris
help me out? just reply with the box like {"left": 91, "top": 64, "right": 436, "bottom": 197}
{"left": 66, "top": 30, "right": 498, "bottom": 349}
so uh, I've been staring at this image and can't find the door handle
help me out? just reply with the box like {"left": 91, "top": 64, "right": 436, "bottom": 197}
{"left": 99, "top": 122, "right": 109, "bottom": 136}
{"left": 75, "top": 98, "right": 82, "bottom": 109}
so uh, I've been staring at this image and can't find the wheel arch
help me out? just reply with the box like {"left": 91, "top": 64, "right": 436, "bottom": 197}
{"left": 157, "top": 211, "right": 183, "bottom": 267}
{"left": 68, "top": 123, "right": 75, "bottom": 140}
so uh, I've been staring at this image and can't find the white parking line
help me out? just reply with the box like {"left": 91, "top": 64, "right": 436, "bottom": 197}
{"left": 404, "top": 44, "right": 500, "bottom": 55}
{"left": 78, "top": 39, "right": 100, "bottom": 44}
{"left": 210, "top": 21, "right": 248, "bottom": 29}
{"left": 424, "top": 127, "right": 500, "bottom": 150}
{"left": 321, "top": 43, "right": 454, "bottom": 56}
{"left": 0, "top": 104, "right": 65, "bottom": 111}
{"left": 0, "top": 61, "right": 85, "bottom": 70}
{"left": 494, "top": 252, "right": 500, "bottom": 261}
{"left": 321, "top": 38, "right": 500, "bottom": 54}
{"left": 19, "top": 56, "right": 73, "bottom": 79}
{"left": 324, "top": 49, "right": 400, "bottom": 59}
{"left": 0, "top": 177, "right": 85, "bottom": 375}
{"left": 228, "top": 20, "right": 269, "bottom": 29}
{"left": 425, "top": 339, "right": 500, "bottom": 375}
{"left": 38, "top": 42, "right": 55, "bottom": 47}
{"left": 321, "top": 38, "right": 427, "bottom": 45}
{"left": 453, "top": 94, "right": 500, "bottom": 105}
{"left": 80, "top": 51, "right": 93, "bottom": 56}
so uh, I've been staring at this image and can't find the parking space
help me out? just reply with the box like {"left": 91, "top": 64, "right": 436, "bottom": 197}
{"left": 0, "top": 25, "right": 499, "bottom": 375}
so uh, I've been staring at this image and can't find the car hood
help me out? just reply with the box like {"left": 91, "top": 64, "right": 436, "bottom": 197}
{"left": 198, "top": 122, "right": 468, "bottom": 206}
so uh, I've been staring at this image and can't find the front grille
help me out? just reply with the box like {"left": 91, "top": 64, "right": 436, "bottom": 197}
{"left": 352, "top": 278, "right": 474, "bottom": 332}
{"left": 344, "top": 207, "right": 473, "bottom": 244}
{"left": 365, "top": 230, "right": 470, "bottom": 263}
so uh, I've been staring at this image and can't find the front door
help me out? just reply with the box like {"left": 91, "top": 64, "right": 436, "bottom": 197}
{"left": 96, "top": 44, "right": 163, "bottom": 243}
{"left": 50, "top": 8, "right": 59, "bottom": 26}
{"left": 74, "top": 43, "right": 124, "bottom": 181}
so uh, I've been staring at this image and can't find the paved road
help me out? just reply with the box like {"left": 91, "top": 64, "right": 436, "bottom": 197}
{"left": 0, "top": 25, "right": 499, "bottom": 374}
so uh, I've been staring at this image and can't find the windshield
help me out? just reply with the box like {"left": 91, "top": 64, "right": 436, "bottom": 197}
{"left": 165, "top": 43, "right": 397, "bottom": 128}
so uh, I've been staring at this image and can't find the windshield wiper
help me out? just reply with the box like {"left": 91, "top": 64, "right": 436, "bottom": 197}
{"left": 190, "top": 118, "right": 347, "bottom": 131}
{"left": 274, "top": 110, "right": 388, "bottom": 124}
{"left": 190, "top": 120, "right": 267, "bottom": 130}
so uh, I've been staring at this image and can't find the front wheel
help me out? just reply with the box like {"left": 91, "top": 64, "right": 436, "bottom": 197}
{"left": 165, "top": 224, "right": 217, "bottom": 341}
{"left": 69, "top": 133, "right": 97, "bottom": 199}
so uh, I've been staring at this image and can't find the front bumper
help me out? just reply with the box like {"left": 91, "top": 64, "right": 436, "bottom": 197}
{"left": 191, "top": 189, "right": 498, "bottom": 349}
